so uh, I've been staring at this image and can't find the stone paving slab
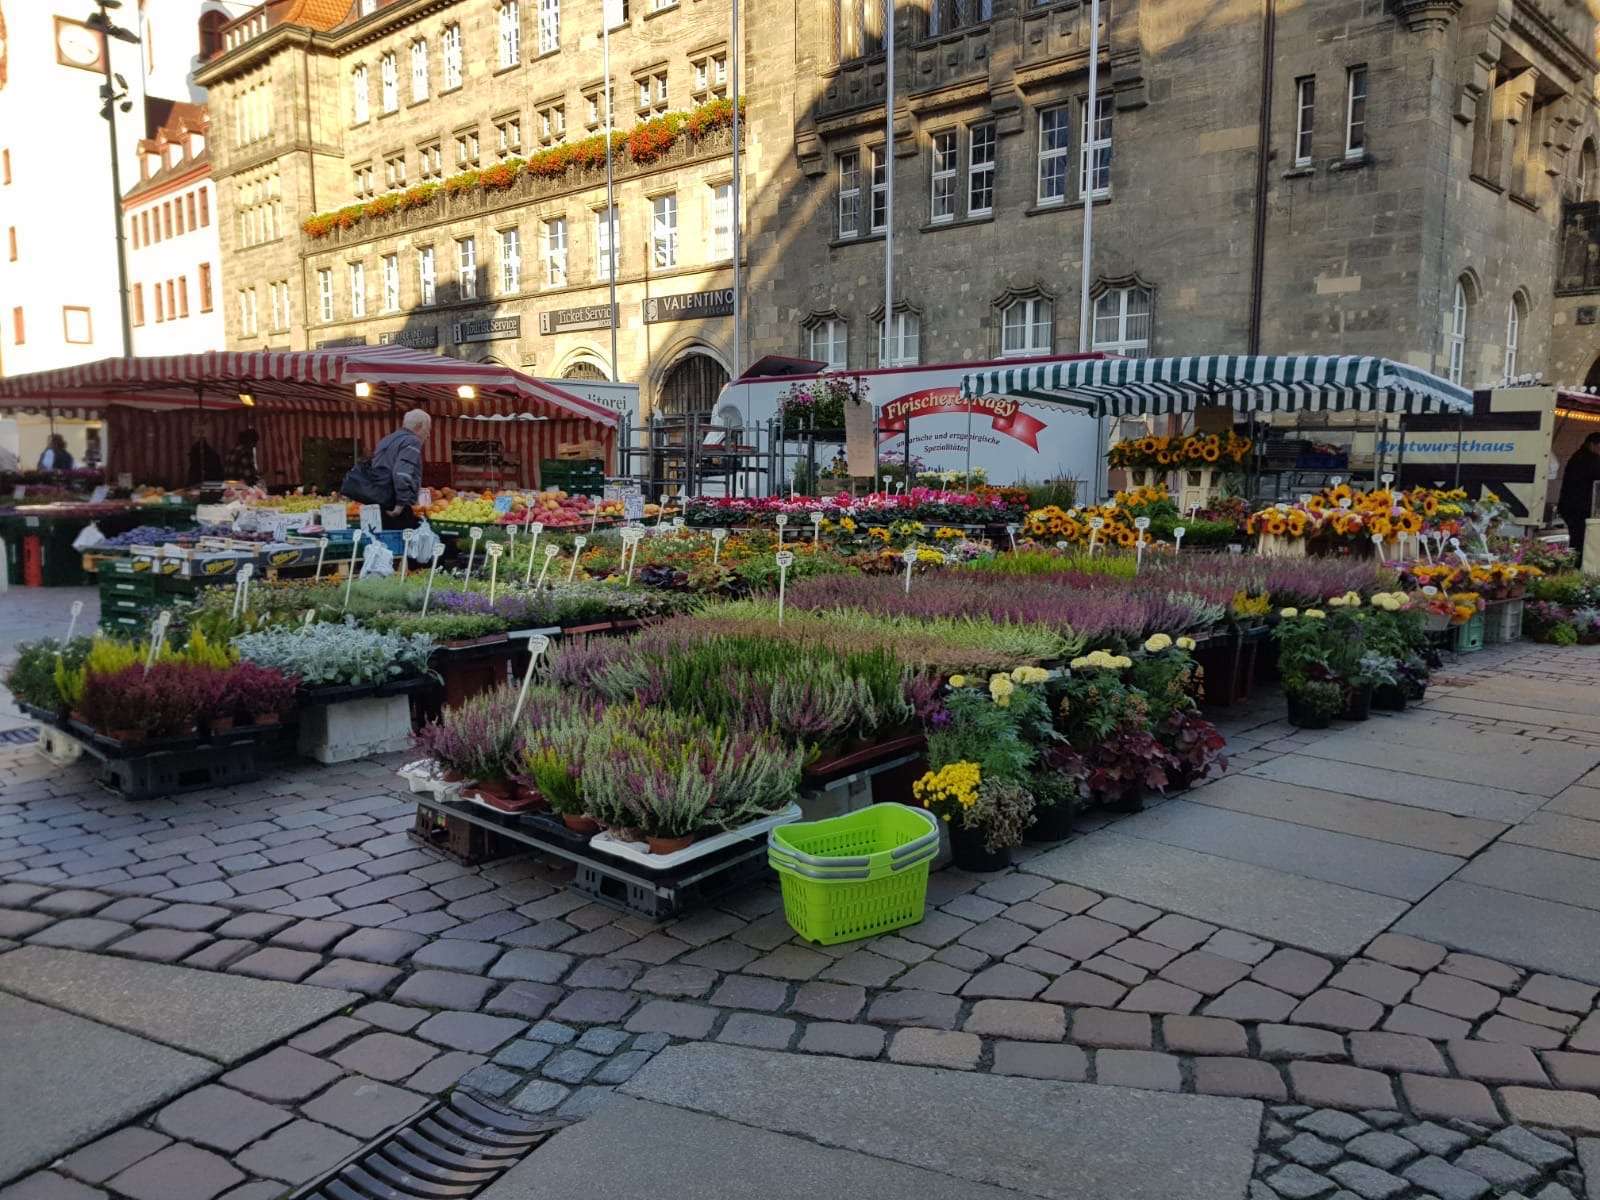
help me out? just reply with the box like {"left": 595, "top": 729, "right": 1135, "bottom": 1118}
{"left": 480, "top": 1096, "right": 1035, "bottom": 1199}
{"left": 0, "top": 992, "right": 214, "bottom": 1183}
{"left": 1103, "top": 800, "right": 1464, "bottom": 902}
{"left": 1503, "top": 811, "right": 1600, "bottom": 862}
{"left": 1184, "top": 773, "right": 1505, "bottom": 858}
{"left": 1395, "top": 881, "right": 1600, "bottom": 986}
{"left": 1245, "top": 755, "right": 1548, "bottom": 823}
{"left": 622, "top": 1044, "right": 1261, "bottom": 1200}
{"left": 1452, "top": 676, "right": 1600, "bottom": 718}
{"left": 1288, "top": 734, "right": 1594, "bottom": 798}
{"left": 0, "top": 946, "right": 354, "bottom": 1061}
{"left": 1027, "top": 833, "right": 1407, "bottom": 958}
{"left": 1425, "top": 694, "right": 1600, "bottom": 735}
{"left": 1457, "top": 844, "right": 1600, "bottom": 913}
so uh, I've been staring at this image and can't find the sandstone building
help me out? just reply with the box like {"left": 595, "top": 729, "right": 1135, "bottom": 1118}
{"left": 198, "top": 0, "right": 1600, "bottom": 423}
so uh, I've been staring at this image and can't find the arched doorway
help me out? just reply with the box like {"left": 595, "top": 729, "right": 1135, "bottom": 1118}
{"left": 656, "top": 352, "right": 728, "bottom": 418}
{"left": 1585, "top": 354, "right": 1600, "bottom": 391}
{"left": 562, "top": 359, "right": 608, "bottom": 381}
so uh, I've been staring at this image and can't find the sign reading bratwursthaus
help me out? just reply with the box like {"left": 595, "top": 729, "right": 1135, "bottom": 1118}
{"left": 643, "top": 288, "right": 735, "bottom": 324}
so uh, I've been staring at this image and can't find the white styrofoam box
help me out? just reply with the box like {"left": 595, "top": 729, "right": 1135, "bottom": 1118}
{"left": 298, "top": 694, "right": 414, "bottom": 764}
{"left": 36, "top": 725, "right": 84, "bottom": 765}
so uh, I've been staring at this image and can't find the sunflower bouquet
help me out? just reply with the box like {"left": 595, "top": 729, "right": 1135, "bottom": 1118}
{"left": 1108, "top": 432, "right": 1251, "bottom": 471}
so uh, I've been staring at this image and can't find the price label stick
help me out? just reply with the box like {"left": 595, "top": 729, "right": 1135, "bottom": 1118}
{"left": 1134, "top": 517, "right": 1151, "bottom": 571}
{"left": 567, "top": 535, "right": 587, "bottom": 583}
{"left": 65, "top": 599, "right": 84, "bottom": 642}
{"left": 400, "top": 529, "right": 415, "bottom": 581}
{"left": 511, "top": 634, "right": 553, "bottom": 725}
{"left": 240, "top": 563, "right": 254, "bottom": 616}
{"left": 1450, "top": 536, "right": 1470, "bottom": 569}
{"left": 231, "top": 575, "right": 244, "bottom": 621}
{"left": 523, "top": 522, "right": 544, "bottom": 587}
{"left": 486, "top": 543, "right": 503, "bottom": 605}
{"left": 810, "top": 511, "right": 824, "bottom": 549}
{"left": 589, "top": 503, "right": 600, "bottom": 533}
{"left": 536, "top": 544, "right": 559, "bottom": 591}
{"left": 342, "top": 530, "right": 365, "bottom": 612}
{"left": 314, "top": 536, "right": 329, "bottom": 582}
{"left": 1005, "top": 523, "right": 1017, "bottom": 552}
{"left": 1088, "top": 516, "right": 1104, "bottom": 558}
{"left": 463, "top": 527, "right": 483, "bottom": 590}
{"left": 1173, "top": 525, "right": 1186, "bottom": 555}
{"left": 774, "top": 550, "right": 794, "bottom": 625}
{"left": 1421, "top": 534, "right": 1433, "bottom": 565}
{"left": 774, "top": 513, "right": 788, "bottom": 546}
{"left": 711, "top": 527, "right": 727, "bottom": 565}
{"left": 303, "top": 608, "right": 316, "bottom": 628}
{"left": 507, "top": 525, "right": 517, "bottom": 563}
{"left": 623, "top": 531, "right": 642, "bottom": 585}
{"left": 420, "top": 544, "right": 445, "bottom": 616}
{"left": 902, "top": 545, "right": 918, "bottom": 595}
{"left": 143, "top": 611, "right": 172, "bottom": 674}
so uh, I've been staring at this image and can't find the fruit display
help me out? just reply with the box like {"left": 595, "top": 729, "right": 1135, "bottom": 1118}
{"left": 420, "top": 488, "right": 651, "bottom": 530}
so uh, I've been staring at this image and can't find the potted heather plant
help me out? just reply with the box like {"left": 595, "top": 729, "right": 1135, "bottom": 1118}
{"left": 222, "top": 661, "right": 300, "bottom": 727}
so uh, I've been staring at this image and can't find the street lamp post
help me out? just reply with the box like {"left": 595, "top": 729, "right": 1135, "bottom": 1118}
{"left": 86, "top": 0, "right": 140, "bottom": 358}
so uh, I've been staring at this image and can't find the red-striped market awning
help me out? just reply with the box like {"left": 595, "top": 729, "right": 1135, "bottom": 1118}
{"left": 0, "top": 347, "right": 620, "bottom": 427}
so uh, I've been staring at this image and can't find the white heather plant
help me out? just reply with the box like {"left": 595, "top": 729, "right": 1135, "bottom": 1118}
{"left": 232, "top": 618, "right": 437, "bottom": 687}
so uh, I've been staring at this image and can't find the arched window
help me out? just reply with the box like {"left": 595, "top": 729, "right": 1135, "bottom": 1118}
{"left": 657, "top": 352, "right": 729, "bottom": 417}
{"left": 1504, "top": 293, "right": 1525, "bottom": 381}
{"left": 197, "top": 10, "right": 229, "bottom": 59}
{"left": 1000, "top": 296, "right": 1052, "bottom": 357}
{"left": 1092, "top": 285, "right": 1153, "bottom": 358}
{"left": 803, "top": 315, "right": 848, "bottom": 369}
{"left": 1447, "top": 278, "right": 1471, "bottom": 386}
{"left": 562, "top": 359, "right": 608, "bottom": 381}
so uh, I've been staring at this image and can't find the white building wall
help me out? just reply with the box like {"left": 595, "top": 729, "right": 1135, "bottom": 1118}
{"left": 127, "top": 172, "right": 226, "bottom": 355}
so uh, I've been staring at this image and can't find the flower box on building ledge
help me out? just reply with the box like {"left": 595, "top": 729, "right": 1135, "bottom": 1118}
{"left": 302, "top": 100, "right": 741, "bottom": 250}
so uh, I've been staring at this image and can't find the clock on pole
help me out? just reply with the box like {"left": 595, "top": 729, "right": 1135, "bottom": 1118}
{"left": 54, "top": 15, "right": 106, "bottom": 73}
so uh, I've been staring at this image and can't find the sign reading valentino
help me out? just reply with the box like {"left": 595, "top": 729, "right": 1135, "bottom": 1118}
{"left": 453, "top": 316, "right": 521, "bottom": 343}
{"left": 540, "top": 305, "right": 616, "bottom": 335}
{"left": 643, "top": 288, "right": 735, "bottom": 325}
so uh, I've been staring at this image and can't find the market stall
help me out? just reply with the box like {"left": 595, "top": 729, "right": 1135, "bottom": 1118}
{"left": 0, "top": 348, "right": 622, "bottom": 492}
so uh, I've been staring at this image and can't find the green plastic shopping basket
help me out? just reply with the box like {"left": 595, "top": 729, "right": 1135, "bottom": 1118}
{"left": 768, "top": 804, "right": 940, "bottom": 945}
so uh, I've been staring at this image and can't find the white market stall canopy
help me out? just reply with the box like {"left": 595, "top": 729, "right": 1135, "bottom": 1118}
{"left": 959, "top": 355, "right": 1475, "bottom": 417}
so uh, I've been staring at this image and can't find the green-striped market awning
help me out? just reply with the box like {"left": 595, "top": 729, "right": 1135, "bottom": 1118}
{"left": 958, "top": 355, "right": 1474, "bottom": 417}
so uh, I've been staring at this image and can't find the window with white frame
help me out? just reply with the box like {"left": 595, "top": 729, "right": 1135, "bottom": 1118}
{"left": 442, "top": 24, "right": 462, "bottom": 89}
{"left": 870, "top": 147, "right": 888, "bottom": 233}
{"left": 349, "top": 262, "right": 366, "bottom": 318}
{"left": 499, "top": 2, "right": 521, "bottom": 67}
{"left": 651, "top": 0, "right": 675, "bottom": 11}
{"left": 877, "top": 311, "right": 920, "bottom": 367}
{"left": 968, "top": 121, "right": 995, "bottom": 216}
{"left": 838, "top": 0, "right": 885, "bottom": 60}
{"left": 656, "top": 73, "right": 668, "bottom": 105}
{"left": 456, "top": 129, "right": 480, "bottom": 165}
{"left": 411, "top": 39, "right": 429, "bottom": 102}
{"left": 352, "top": 65, "right": 369, "bottom": 124}
{"left": 500, "top": 228, "right": 522, "bottom": 293}
{"left": 711, "top": 183, "right": 733, "bottom": 259}
{"left": 1504, "top": 294, "right": 1523, "bottom": 380}
{"left": 1447, "top": 278, "right": 1469, "bottom": 386}
{"left": 458, "top": 237, "right": 478, "bottom": 300}
{"left": 539, "top": 0, "right": 559, "bottom": 54}
{"left": 1092, "top": 286, "right": 1152, "bottom": 357}
{"left": 270, "top": 280, "right": 290, "bottom": 331}
{"left": 238, "top": 288, "right": 258, "bottom": 336}
{"left": 384, "top": 153, "right": 405, "bottom": 189}
{"left": 652, "top": 194, "right": 678, "bottom": 267}
{"left": 595, "top": 206, "right": 618, "bottom": 281}
{"left": 694, "top": 59, "right": 708, "bottom": 91}
{"left": 1345, "top": 65, "right": 1367, "bottom": 158}
{"left": 714, "top": 54, "right": 727, "bottom": 85}
{"left": 809, "top": 318, "right": 847, "bottom": 369}
{"left": 496, "top": 115, "right": 522, "bottom": 154}
{"left": 1001, "top": 296, "right": 1052, "bottom": 357}
{"left": 637, "top": 78, "right": 652, "bottom": 110}
{"left": 1038, "top": 107, "right": 1071, "bottom": 204}
{"left": 544, "top": 217, "right": 567, "bottom": 285}
{"left": 930, "top": 130, "right": 957, "bottom": 224}
{"left": 382, "top": 253, "right": 400, "bottom": 312}
{"left": 317, "top": 269, "right": 333, "bottom": 322}
{"left": 604, "top": 0, "right": 629, "bottom": 25}
{"left": 381, "top": 53, "right": 398, "bottom": 113}
{"left": 1294, "top": 76, "right": 1315, "bottom": 166}
{"left": 1080, "top": 93, "right": 1112, "bottom": 198}
{"left": 418, "top": 246, "right": 436, "bottom": 306}
{"left": 420, "top": 142, "right": 442, "bottom": 178}
{"left": 838, "top": 151, "right": 861, "bottom": 238}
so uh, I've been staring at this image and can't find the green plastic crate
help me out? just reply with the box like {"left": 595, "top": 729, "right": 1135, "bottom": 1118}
{"left": 768, "top": 804, "right": 938, "bottom": 945}
{"left": 1452, "top": 612, "right": 1485, "bottom": 654}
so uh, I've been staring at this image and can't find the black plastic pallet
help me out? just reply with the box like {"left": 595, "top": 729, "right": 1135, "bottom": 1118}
{"left": 98, "top": 743, "right": 262, "bottom": 801}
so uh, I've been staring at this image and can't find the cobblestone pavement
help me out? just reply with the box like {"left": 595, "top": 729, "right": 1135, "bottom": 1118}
{"left": 3, "top": 641, "right": 1600, "bottom": 1198}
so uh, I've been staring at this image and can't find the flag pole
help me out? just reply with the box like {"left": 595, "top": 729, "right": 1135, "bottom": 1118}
{"left": 883, "top": 0, "right": 895, "bottom": 379}
{"left": 1078, "top": 0, "right": 1102, "bottom": 498}
{"left": 603, "top": 12, "right": 619, "bottom": 382}
{"left": 730, "top": 0, "right": 742, "bottom": 380}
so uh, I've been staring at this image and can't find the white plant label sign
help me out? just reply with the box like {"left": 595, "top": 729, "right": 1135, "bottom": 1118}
{"left": 774, "top": 550, "right": 795, "bottom": 625}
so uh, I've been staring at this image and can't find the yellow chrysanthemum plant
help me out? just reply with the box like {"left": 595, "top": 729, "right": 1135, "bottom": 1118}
{"left": 912, "top": 761, "right": 982, "bottom": 823}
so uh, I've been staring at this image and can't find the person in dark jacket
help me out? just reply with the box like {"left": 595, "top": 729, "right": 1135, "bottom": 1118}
{"left": 1558, "top": 431, "right": 1600, "bottom": 564}
{"left": 187, "top": 422, "right": 224, "bottom": 485}
{"left": 37, "top": 434, "right": 73, "bottom": 471}
{"left": 225, "top": 428, "right": 261, "bottom": 485}
{"left": 361, "top": 409, "right": 430, "bottom": 529}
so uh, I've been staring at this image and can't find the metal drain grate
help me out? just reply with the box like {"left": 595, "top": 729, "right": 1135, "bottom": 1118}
{"left": 292, "top": 1091, "right": 564, "bottom": 1200}
{"left": 0, "top": 727, "right": 39, "bottom": 745}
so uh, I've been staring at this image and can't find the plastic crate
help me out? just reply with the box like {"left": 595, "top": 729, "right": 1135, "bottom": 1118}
{"left": 1483, "top": 598, "right": 1524, "bottom": 645}
{"left": 768, "top": 804, "right": 938, "bottom": 945}
{"left": 1452, "top": 612, "right": 1486, "bottom": 654}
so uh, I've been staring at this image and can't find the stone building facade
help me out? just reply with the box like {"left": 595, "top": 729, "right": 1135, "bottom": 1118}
{"left": 198, "top": 0, "right": 1600, "bottom": 428}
